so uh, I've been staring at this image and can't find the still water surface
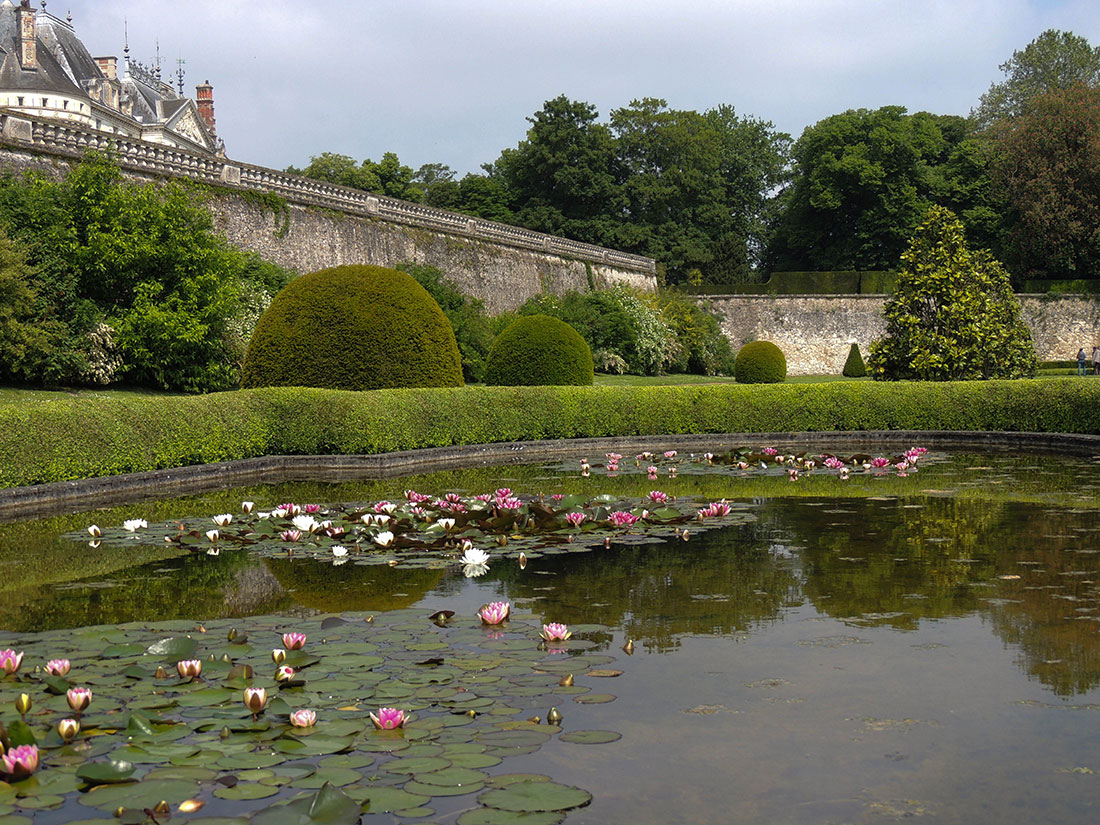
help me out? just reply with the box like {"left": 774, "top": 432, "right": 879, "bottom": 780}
{"left": 2, "top": 451, "right": 1099, "bottom": 823}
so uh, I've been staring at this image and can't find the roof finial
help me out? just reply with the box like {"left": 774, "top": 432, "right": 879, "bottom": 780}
{"left": 40, "top": 1, "right": 46, "bottom": 10}
{"left": 176, "top": 55, "right": 185, "bottom": 95}
{"left": 123, "top": 18, "right": 129, "bottom": 60}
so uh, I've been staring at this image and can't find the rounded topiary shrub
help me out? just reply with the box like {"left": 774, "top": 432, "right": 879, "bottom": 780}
{"left": 241, "top": 264, "right": 463, "bottom": 390}
{"left": 734, "top": 341, "right": 786, "bottom": 384}
{"left": 842, "top": 342, "right": 867, "bottom": 377}
{"left": 484, "top": 314, "right": 594, "bottom": 386}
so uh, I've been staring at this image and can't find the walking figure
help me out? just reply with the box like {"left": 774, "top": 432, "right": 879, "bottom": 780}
{"left": 1077, "top": 348, "right": 1087, "bottom": 375}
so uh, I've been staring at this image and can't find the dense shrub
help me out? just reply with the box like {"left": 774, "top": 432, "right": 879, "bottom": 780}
{"left": 0, "top": 152, "right": 294, "bottom": 391}
{"left": 241, "top": 264, "right": 463, "bottom": 390}
{"left": 735, "top": 341, "right": 787, "bottom": 384}
{"left": 843, "top": 343, "right": 867, "bottom": 377}
{"left": 659, "top": 294, "right": 736, "bottom": 375}
{"left": 484, "top": 314, "right": 594, "bottom": 386}
{"left": 4, "top": 379, "right": 1100, "bottom": 488}
{"left": 869, "top": 206, "right": 1037, "bottom": 381}
{"left": 396, "top": 261, "right": 494, "bottom": 383}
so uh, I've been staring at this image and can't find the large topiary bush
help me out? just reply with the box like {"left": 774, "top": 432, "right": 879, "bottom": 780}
{"left": 868, "top": 206, "right": 1037, "bottom": 381}
{"left": 734, "top": 340, "right": 786, "bottom": 384}
{"left": 843, "top": 343, "right": 867, "bottom": 377}
{"left": 241, "top": 264, "right": 463, "bottom": 390}
{"left": 484, "top": 314, "right": 594, "bottom": 386}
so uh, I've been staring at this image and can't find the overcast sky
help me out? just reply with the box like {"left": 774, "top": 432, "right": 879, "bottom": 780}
{"left": 67, "top": 0, "right": 1099, "bottom": 176}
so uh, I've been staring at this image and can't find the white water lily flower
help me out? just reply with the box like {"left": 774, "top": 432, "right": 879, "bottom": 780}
{"left": 206, "top": 547, "right": 221, "bottom": 557}
{"left": 256, "top": 511, "right": 271, "bottom": 520}
{"left": 460, "top": 547, "right": 490, "bottom": 566}
{"left": 375, "top": 514, "right": 391, "bottom": 526}
{"left": 241, "top": 501, "right": 255, "bottom": 513}
{"left": 379, "top": 504, "right": 397, "bottom": 515}
{"left": 332, "top": 545, "right": 348, "bottom": 557}
{"left": 360, "top": 514, "right": 374, "bottom": 525}
{"left": 437, "top": 518, "right": 456, "bottom": 531}
{"left": 122, "top": 519, "right": 148, "bottom": 532}
{"left": 212, "top": 514, "right": 233, "bottom": 527}
{"left": 373, "top": 531, "right": 395, "bottom": 548}
{"left": 87, "top": 525, "right": 102, "bottom": 537}
{"left": 463, "top": 563, "right": 490, "bottom": 578}
{"left": 292, "top": 515, "right": 318, "bottom": 533}
{"left": 206, "top": 529, "right": 220, "bottom": 543}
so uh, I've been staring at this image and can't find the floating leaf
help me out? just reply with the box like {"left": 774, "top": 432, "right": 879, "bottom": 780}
{"left": 144, "top": 637, "right": 199, "bottom": 659}
{"left": 75, "top": 759, "right": 136, "bottom": 784}
{"left": 478, "top": 780, "right": 592, "bottom": 812}
{"left": 558, "top": 730, "right": 622, "bottom": 745}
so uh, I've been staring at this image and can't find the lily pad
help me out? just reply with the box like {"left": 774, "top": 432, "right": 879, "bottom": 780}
{"left": 558, "top": 729, "right": 622, "bottom": 745}
{"left": 479, "top": 780, "right": 592, "bottom": 813}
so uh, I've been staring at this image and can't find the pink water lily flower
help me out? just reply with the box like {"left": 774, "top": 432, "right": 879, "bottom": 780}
{"left": 290, "top": 708, "right": 317, "bottom": 728}
{"left": 479, "top": 601, "right": 511, "bottom": 625}
{"left": 762, "top": 447, "right": 778, "bottom": 456}
{"left": 608, "top": 511, "right": 639, "bottom": 527}
{"left": 1, "top": 744, "right": 38, "bottom": 778}
{"left": 823, "top": 457, "right": 845, "bottom": 469}
{"left": 370, "top": 707, "right": 406, "bottom": 730}
{"left": 46, "top": 658, "right": 70, "bottom": 677}
{"left": 540, "top": 623, "right": 572, "bottom": 642}
{"left": 870, "top": 457, "right": 891, "bottom": 468}
{"left": 565, "top": 512, "right": 587, "bottom": 528}
{"left": 304, "top": 504, "right": 322, "bottom": 514}
{"left": 66, "top": 686, "right": 92, "bottom": 713}
{"left": 663, "top": 450, "right": 677, "bottom": 459}
{"left": 648, "top": 491, "right": 669, "bottom": 504}
{"left": 275, "top": 665, "right": 296, "bottom": 682}
{"left": 280, "top": 529, "right": 302, "bottom": 543}
{"left": 0, "top": 650, "right": 23, "bottom": 675}
{"left": 282, "top": 632, "right": 306, "bottom": 650}
{"left": 176, "top": 659, "right": 202, "bottom": 680}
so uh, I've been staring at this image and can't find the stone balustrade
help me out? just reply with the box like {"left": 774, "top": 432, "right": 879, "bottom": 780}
{"left": 0, "top": 111, "right": 655, "bottom": 275}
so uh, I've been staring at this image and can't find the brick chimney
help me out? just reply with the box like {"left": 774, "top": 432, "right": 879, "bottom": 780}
{"left": 17, "top": 1, "right": 37, "bottom": 71}
{"left": 95, "top": 56, "right": 118, "bottom": 80}
{"left": 195, "top": 81, "right": 215, "bottom": 135}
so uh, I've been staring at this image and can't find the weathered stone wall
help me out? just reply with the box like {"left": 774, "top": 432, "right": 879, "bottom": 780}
{"left": 0, "top": 112, "right": 656, "bottom": 312}
{"left": 208, "top": 196, "right": 651, "bottom": 313}
{"left": 707, "top": 294, "right": 1100, "bottom": 374}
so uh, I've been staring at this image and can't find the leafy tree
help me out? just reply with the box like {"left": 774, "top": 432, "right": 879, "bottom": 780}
{"left": 971, "top": 29, "right": 1100, "bottom": 130}
{"left": 986, "top": 84, "right": 1100, "bottom": 282}
{"left": 764, "top": 108, "right": 995, "bottom": 272}
{"left": 0, "top": 230, "right": 56, "bottom": 382}
{"left": 396, "top": 261, "right": 494, "bottom": 383}
{"left": 868, "top": 206, "right": 1036, "bottom": 381}
{"left": 492, "top": 95, "right": 620, "bottom": 244}
{"left": 288, "top": 151, "right": 425, "bottom": 202}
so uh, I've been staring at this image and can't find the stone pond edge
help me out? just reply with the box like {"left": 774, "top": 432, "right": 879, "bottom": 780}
{"left": 3, "top": 430, "right": 1099, "bottom": 520}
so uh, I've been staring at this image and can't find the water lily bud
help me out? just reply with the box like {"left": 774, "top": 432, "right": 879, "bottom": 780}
{"left": 241, "top": 501, "right": 254, "bottom": 514}
{"left": 57, "top": 718, "right": 80, "bottom": 742}
{"left": 176, "top": 660, "right": 202, "bottom": 680}
{"left": 15, "top": 694, "right": 30, "bottom": 715}
{"left": 289, "top": 708, "right": 316, "bottom": 728}
{"left": 219, "top": 726, "right": 231, "bottom": 739}
{"left": 179, "top": 799, "right": 205, "bottom": 813}
{"left": 243, "top": 687, "right": 267, "bottom": 715}
{"left": 227, "top": 627, "right": 238, "bottom": 641}
{"left": 271, "top": 648, "right": 286, "bottom": 664}
{"left": 526, "top": 715, "right": 540, "bottom": 724}
{"left": 282, "top": 632, "right": 306, "bottom": 650}
{"left": 45, "top": 658, "right": 70, "bottom": 677}
{"left": 153, "top": 800, "right": 171, "bottom": 815}
{"left": 547, "top": 707, "right": 563, "bottom": 724}
{"left": 558, "top": 673, "right": 574, "bottom": 687}
{"left": 66, "top": 686, "right": 92, "bottom": 713}
{"left": 206, "top": 529, "right": 219, "bottom": 543}
{"left": 87, "top": 525, "right": 102, "bottom": 538}
{"left": 518, "top": 552, "right": 528, "bottom": 570}
{"left": 622, "top": 639, "right": 636, "bottom": 655}
{"left": 155, "top": 666, "right": 169, "bottom": 679}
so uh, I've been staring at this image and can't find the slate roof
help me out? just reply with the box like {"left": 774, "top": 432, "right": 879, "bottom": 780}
{"left": 0, "top": 2, "right": 95, "bottom": 98}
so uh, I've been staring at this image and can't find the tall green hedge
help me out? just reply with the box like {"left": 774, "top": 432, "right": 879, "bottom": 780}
{"left": 2, "top": 380, "right": 1100, "bottom": 488}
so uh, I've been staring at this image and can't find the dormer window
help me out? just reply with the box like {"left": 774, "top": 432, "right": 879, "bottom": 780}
{"left": 17, "top": 97, "right": 23, "bottom": 105}
{"left": 41, "top": 97, "right": 48, "bottom": 108}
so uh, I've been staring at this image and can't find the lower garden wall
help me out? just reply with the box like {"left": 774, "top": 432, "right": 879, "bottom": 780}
{"left": 706, "top": 294, "right": 1100, "bottom": 374}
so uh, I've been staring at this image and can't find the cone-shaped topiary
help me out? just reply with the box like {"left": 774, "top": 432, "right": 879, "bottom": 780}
{"left": 868, "top": 206, "right": 1036, "bottom": 380}
{"left": 241, "top": 264, "right": 463, "bottom": 390}
{"left": 842, "top": 343, "right": 867, "bottom": 377}
{"left": 485, "top": 314, "right": 594, "bottom": 386}
{"left": 734, "top": 341, "right": 786, "bottom": 384}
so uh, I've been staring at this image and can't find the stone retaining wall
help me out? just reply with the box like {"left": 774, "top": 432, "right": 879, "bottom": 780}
{"left": 707, "top": 294, "right": 1100, "bottom": 374}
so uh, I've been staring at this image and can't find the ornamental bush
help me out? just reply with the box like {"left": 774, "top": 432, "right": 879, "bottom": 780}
{"left": 734, "top": 341, "right": 786, "bottom": 384}
{"left": 868, "top": 206, "right": 1037, "bottom": 381}
{"left": 484, "top": 314, "right": 594, "bottom": 386}
{"left": 241, "top": 264, "right": 463, "bottom": 390}
{"left": 843, "top": 343, "right": 867, "bottom": 377}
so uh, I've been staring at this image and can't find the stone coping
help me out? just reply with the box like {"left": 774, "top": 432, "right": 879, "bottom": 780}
{"left": 2, "top": 431, "right": 1099, "bottom": 522}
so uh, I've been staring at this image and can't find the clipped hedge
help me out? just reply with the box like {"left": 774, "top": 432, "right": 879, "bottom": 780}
{"left": 485, "top": 315, "right": 594, "bottom": 386}
{"left": 3, "top": 380, "right": 1100, "bottom": 489}
{"left": 242, "top": 264, "right": 463, "bottom": 390}
{"left": 735, "top": 341, "right": 787, "bottom": 384}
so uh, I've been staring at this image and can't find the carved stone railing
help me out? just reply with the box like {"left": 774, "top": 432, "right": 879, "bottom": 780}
{"left": 0, "top": 111, "right": 656, "bottom": 275}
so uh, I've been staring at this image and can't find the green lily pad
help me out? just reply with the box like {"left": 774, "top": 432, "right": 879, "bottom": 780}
{"left": 414, "top": 766, "right": 489, "bottom": 787}
{"left": 384, "top": 755, "right": 452, "bottom": 774}
{"left": 251, "top": 782, "right": 362, "bottom": 825}
{"left": 213, "top": 782, "right": 281, "bottom": 800}
{"left": 77, "top": 778, "right": 200, "bottom": 811}
{"left": 358, "top": 785, "right": 431, "bottom": 813}
{"left": 145, "top": 636, "right": 200, "bottom": 659}
{"left": 573, "top": 693, "right": 617, "bottom": 704}
{"left": 457, "top": 810, "right": 565, "bottom": 825}
{"left": 479, "top": 780, "right": 592, "bottom": 813}
{"left": 75, "top": 760, "right": 136, "bottom": 784}
{"left": 558, "top": 729, "right": 622, "bottom": 745}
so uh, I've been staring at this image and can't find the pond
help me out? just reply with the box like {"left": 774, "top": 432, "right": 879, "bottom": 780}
{"left": 0, "top": 446, "right": 1099, "bottom": 824}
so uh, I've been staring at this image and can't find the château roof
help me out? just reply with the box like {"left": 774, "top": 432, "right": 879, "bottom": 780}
{"left": 0, "top": 2, "right": 92, "bottom": 97}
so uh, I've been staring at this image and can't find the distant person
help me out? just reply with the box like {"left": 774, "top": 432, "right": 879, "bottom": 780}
{"left": 1092, "top": 346, "right": 1099, "bottom": 375}
{"left": 1078, "top": 348, "right": 1088, "bottom": 375}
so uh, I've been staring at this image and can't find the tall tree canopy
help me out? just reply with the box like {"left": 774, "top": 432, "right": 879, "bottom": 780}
{"left": 971, "top": 29, "right": 1100, "bottom": 131}
{"left": 763, "top": 107, "right": 995, "bottom": 272}
{"left": 987, "top": 84, "right": 1100, "bottom": 282}
{"left": 287, "top": 152, "right": 425, "bottom": 202}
